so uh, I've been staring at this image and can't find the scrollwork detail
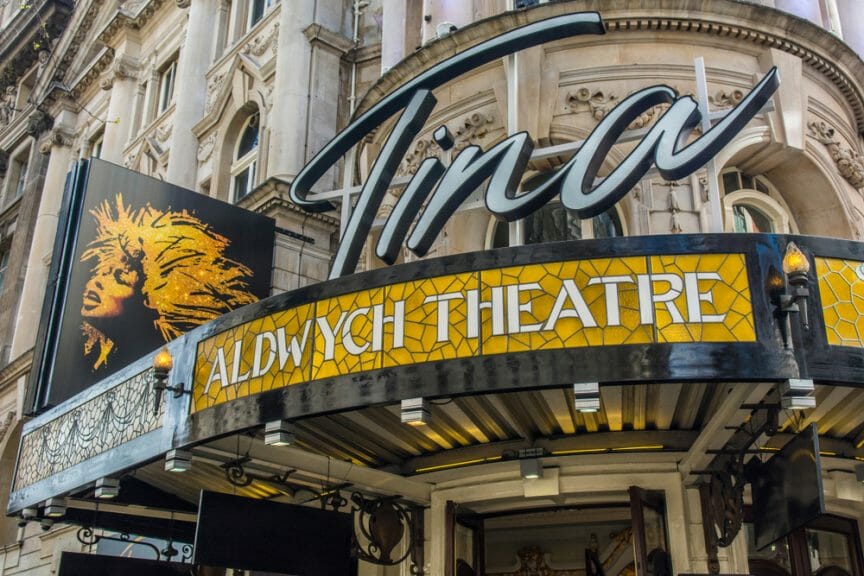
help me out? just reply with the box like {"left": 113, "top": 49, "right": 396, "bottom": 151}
{"left": 808, "top": 120, "right": 864, "bottom": 190}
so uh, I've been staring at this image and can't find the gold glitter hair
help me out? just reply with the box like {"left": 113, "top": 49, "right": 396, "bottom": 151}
{"left": 81, "top": 193, "right": 258, "bottom": 346}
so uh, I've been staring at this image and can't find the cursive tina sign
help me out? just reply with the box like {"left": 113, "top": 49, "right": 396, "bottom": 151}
{"left": 289, "top": 12, "right": 780, "bottom": 279}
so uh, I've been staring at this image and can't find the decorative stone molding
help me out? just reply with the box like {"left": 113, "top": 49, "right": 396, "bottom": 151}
{"left": 808, "top": 120, "right": 864, "bottom": 190}
{"left": 99, "top": 0, "right": 170, "bottom": 44}
{"left": 204, "top": 72, "right": 227, "bottom": 114}
{"left": 155, "top": 122, "right": 172, "bottom": 144}
{"left": 566, "top": 87, "right": 618, "bottom": 121}
{"left": 709, "top": 89, "right": 744, "bottom": 110}
{"left": 197, "top": 132, "right": 217, "bottom": 164}
{"left": 626, "top": 103, "right": 670, "bottom": 130}
{"left": 303, "top": 23, "right": 353, "bottom": 56}
{"left": 244, "top": 22, "right": 280, "bottom": 58}
{"left": 25, "top": 109, "right": 53, "bottom": 137}
{"left": 99, "top": 55, "right": 137, "bottom": 90}
{"left": 0, "top": 410, "right": 15, "bottom": 442}
{"left": 38, "top": 127, "right": 75, "bottom": 154}
{"left": 0, "top": 86, "right": 16, "bottom": 127}
{"left": 396, "top": 112, "right": 495, "bottom": 177}
{"left": 13, "top": 369, "right": 162, "bottom": 490}
{"left": 175, "top": 0, "right": 190, "bottom": 8}
{"left": 357, "top": 5, "right": 864, "bottom": 133}
{"left": 69, "top": 48, "right": 115, "bottom": 99}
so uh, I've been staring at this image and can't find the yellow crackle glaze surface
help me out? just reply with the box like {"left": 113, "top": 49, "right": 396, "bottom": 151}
{"left": 193, "top": 253, "right": 756, "bottom": 413}
{"left": 817, "top": 257, "right": 864, "bottom": 347}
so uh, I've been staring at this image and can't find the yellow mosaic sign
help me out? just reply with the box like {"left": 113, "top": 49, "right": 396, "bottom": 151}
{"left": 193, "top": 253, "right": 755, "bottom": 412}
{"left": 816, "top": 257, "right": 864, "bottom": 347}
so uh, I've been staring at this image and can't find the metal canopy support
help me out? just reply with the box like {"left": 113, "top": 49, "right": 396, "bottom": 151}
{"left": 695, "top": 57, "right": 726, "bottom": 233}
{"left": 505, "top": 1, "right": 523, "bottom": 247}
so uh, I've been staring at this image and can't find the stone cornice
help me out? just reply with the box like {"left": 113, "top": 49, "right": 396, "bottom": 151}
{"left": 0, "top": 348, "right": 33, "bottom": 392}
{"left": 68, "top": 47, "right": 115, "bottom": 99}
{"left": 0, "top": 0, "right": 73, "bottom": 92}
{"left": 356, "top": 0, "right": 864, "bottom": 134}
{"left": 303, "top": 23, "right": 354, "bottom": 56}
{"left": 244, "top": 176, "right": 339, "bottom": 228}
{"left": 97, "top": 0, "right": 171, "bottom": 46}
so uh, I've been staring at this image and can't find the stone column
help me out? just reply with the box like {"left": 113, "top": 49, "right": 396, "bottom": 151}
{"left": 99, "top": 54, "right": 138, "bottom": 164}
{"left": 269, "top": 0, "right": 347, "bottom": 182}
{"left": 381, "top": 0, "right": 407, "bottom": 73}
{"left": 268, "top": 0, "right": 316, "bottom": 180}
{"left": 8, "top": 108, "right": 76, "bottom": 359}
{"left": 166, "top": 0, "right": 220, "bottom": 189}
{"left": 774, "top": 0, "right": 823, "bottom": 26}
{"left": 836, "top": 0, "right": 864, "bottom": 56}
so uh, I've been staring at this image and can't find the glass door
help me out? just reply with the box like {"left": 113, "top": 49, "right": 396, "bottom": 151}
{"left": 629, "top": 486, "right": 672, "bottom": 576}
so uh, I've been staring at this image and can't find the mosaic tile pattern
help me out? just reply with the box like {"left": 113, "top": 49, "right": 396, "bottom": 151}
{"left": 193, "top": 254, "right": 756, "bottom": 413}
{"left": 816, "top": 257, "right": 864, "bottom": 347}
{"left": 650, "top": 254, "right": 754, "bottom": 343}
{"left": 14, "top": 370, "right": 161, "bottom": 490}
{"left": 194, "top": 304, "right": 315, "bottom": 410}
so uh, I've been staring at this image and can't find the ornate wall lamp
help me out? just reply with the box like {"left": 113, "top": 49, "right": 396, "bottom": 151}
{"left": 152, "top": 347, "right": 189, "bottom": 416}
{"left": 780, "top": 241, "right": 811, "bottom": 334}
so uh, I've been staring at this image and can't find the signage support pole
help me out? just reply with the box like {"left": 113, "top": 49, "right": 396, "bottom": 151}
{"left": 695, "top": 57, "right": 725, "bottom": 233}
{"left": 506, "top": 4, "right": 523, "bottom": 247}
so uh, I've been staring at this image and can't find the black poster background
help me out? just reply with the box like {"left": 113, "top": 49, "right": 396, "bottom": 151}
{"left": 40, "top": 159, "right": 274, "bottom": 407}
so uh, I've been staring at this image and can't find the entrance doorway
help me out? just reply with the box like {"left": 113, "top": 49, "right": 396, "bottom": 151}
{"left": 449, "top": 487, "right": 672, "bottom": 576}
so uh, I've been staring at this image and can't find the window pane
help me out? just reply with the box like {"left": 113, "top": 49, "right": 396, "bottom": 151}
{"left": 491, "top": 220, "right": 509, "bottom": 249}
{"left": 237, "top": 113, "right": 259, "bottom": 159}
{"left": 592, "top": 208, "right": 622, "bottom": 239}
{"left": 806, "top": 529, "right": 854, "bottom": 575}
{"left": 158, "top": 62, "right": 176, "bottom": 113}
{"left": 234, "top": 167, "right": 252, "bottom": 201}
{"left": 722, "top": 171, "right": 741, "bottom": 195}
{"left": 0, "top": 250, "right": 9, "bottom": 293}
{"left": 733, "top": 204, "right": 774, "bottom": 233}
{"left": 525, "top": 203, "right": 581, "bottom": 244}
{"left": 249, "top": 0, "right": 266, "bottom": 27}
{"left": 14, "top": 160, "right": 27, "bottom": 198}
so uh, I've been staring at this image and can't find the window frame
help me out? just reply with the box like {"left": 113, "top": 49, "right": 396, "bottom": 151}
{"left": 246, "top": 0, "right": 274, "bottom": 31}
{"left": 157, "top": 58, "right": 177, "bottom": 115}
{"left": 230, "top": 111, "right": 260, "bottom": 203}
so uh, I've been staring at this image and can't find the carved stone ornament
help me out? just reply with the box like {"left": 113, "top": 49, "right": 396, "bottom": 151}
{"left": 155, "top": 122, "right": 172, "bottom": 144}
{"left": 197, "top": 132, "right": 217, "bottom": 164}
{"left": 39, "top": 127, "right": 74, "bottom": 154}
{"left": 99, "top": 56, "right": 136, "bottom": 91}
{"left": 204, "top": 72, "right": 227, "bottom": 114}
{"left": 0, "top": 410, "right": 16, "bottom": 442}
{"left": 396, "top": 113, "right": 495, "bottom": 177}
{"left": 25, "top": 109, "right": 53, "bottom": 137}
{"left": 808, "top": 120, "right": 864, "bottom": 190}
{"left": 627, "top": 103, "right": 669, "bottom": 130}
{"left": 709, "top": 89, "right": 744, "bottom": 110}
{"left": 175, "top": 0, "right": 190, "bottom": 8}
{"left": 566, "top": 87, "right": 619, "bottom": 121}
{"left": 244, "top": 22, "right": 280, "bottom": 57}
{"left": 0, "top": 86, "right": 17, "bottom": 128}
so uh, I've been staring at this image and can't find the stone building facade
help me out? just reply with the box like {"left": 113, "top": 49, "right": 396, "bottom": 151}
{"left": 1, "top": 0, "right": 864, "bottom": 574}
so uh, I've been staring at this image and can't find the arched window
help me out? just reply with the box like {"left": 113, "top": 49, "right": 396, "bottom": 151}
{"left": 721, "top": 168, "right": 794, "bottom": 233}
{"left": 231, "top": 111, "right": 259, "bottom": 202}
